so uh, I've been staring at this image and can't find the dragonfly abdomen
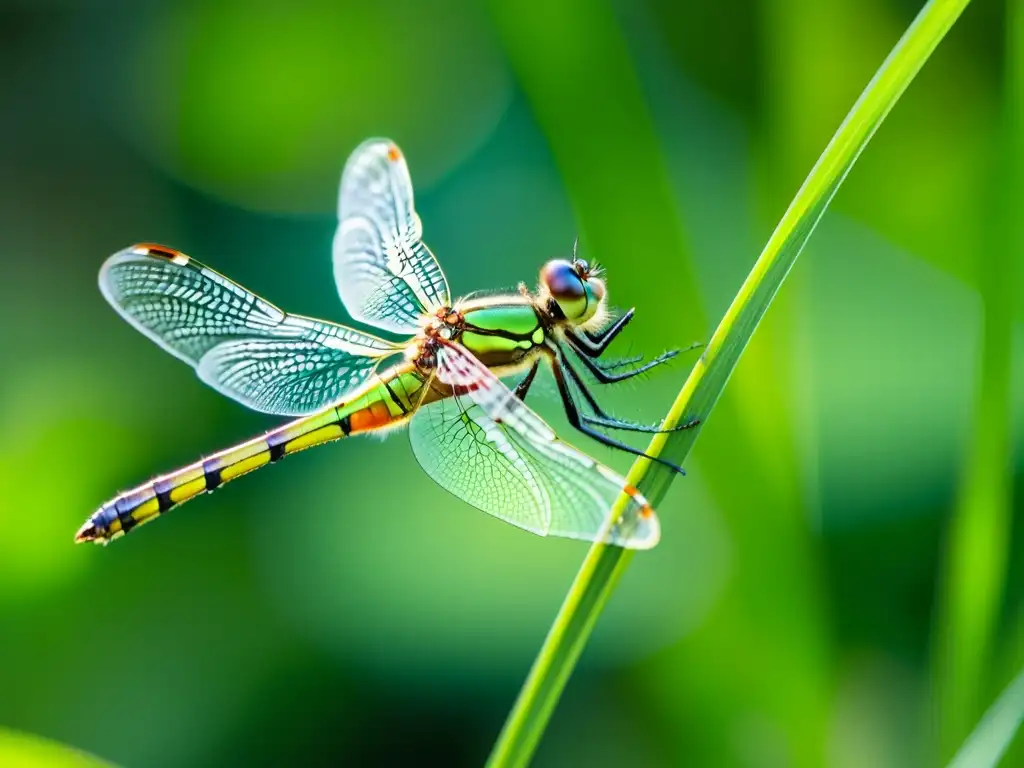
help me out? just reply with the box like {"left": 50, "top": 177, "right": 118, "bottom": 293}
{"left": 75, "top": 367, "right": 426, "bottom": 544}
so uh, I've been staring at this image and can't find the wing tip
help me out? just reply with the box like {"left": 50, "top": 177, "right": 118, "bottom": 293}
{"left": 348, "top": 137, "right": 402, "bottom": 164}
{"left": 102, "top": 243, "right": 190, "bottom": 274}
{"left": 127, "top": 243, "right": 190, "bottom": 265}
{"left": 98, "top": 243, "right": 192, "bottom": 311}
{"left": 618, "top": 485, "right": 661, "bottom": 550}
{"left": 631, "top": 508, "right": 661, "bottom": 550}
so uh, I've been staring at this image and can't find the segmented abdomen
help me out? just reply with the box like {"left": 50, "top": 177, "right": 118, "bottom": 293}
{"left": 77, "top": 368, "right": 425, "bottom": 543}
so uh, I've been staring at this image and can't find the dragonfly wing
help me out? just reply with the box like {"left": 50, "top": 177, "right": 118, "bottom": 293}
{"left": 410, "top": 394, "right": 552, "bottom": 536}
{"left": 332, "top": 139, "right": 450, "bottom": 334}
{"left": 195, "top": 317, "right": 398, "bottom": 416}
{"left": 101, "top": 244, "right": 399, "bottom": 416}
{"left": 408, "top": 344, "right": 660, "bottom": 549}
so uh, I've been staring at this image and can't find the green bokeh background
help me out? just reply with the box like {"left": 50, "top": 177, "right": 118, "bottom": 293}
{"left": 0, "top": 1, "right": 1020, "bottom": 766}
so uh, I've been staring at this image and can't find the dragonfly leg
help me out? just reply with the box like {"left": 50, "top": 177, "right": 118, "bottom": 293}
{"left": 584, "top": 412, "right": 700, "bottom": 433}
{"left": 513, "top": 360, "right": 540, "bottom": 401}
{"left": 558, "top": 352, "right": 611, "bottom": 416}
{"left": 570, "top": 322, "right": 705, "bottom": 368}
{"left": 559, "top": 348, "right": 689, "bottom": 434}
{"left": 567, "top": 337, "right": 681, "bottom": 384}
{"left": 598, "top": 353, "right": 645, "bottom": 371}
{"left": 572, "top": 309, "right": 636, "bottom": 356}
{"left": 545, "top": 347, "right": 686, "bottom": 475}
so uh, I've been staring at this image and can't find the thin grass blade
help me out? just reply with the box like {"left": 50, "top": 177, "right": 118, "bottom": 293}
{"left": 947, "top": 665, "right": 1024, "bottom": 768}
{"left": 932, "top": 0, "right": 1022, "bottom": 758}
{"left": 0, "top": 727, "right": 114, "bottom": 768}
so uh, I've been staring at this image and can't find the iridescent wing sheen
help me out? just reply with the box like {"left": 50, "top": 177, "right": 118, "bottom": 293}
{"left": 407, "top": 343, "right": 660, "bottom": 549}
{"left": 332, "top": 139, "right": 450, "bottom": 334}
{"left": 100, "top": 244, "right": 400, "bottom": 416}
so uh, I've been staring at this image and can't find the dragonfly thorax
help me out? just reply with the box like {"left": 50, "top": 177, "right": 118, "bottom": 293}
{"left": 411, "top": 307, "right": 466, "bottom": 371}
{"left": 433, "top": 306, "right": 464, "bottom": 336}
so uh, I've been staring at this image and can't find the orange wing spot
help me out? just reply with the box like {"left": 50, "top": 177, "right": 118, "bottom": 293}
{"left": 386, "top": 144, "right": 402, "bottom": 162}
{"left": 131, "top": 243, "right": 190, "bottom": 266}
{"left": 623, "top": 484, "right": 654, "bottom": 518}
{"left": 347, "top": 400, "right": 394, "bottom": 434}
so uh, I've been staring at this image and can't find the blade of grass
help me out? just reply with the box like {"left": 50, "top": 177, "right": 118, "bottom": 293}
{"left": 486, "top": 1, "right": 971, "bottom": 765}
{"left": 993, "top": 608, "right": 1024, "bottom": 765}
{"left": 946, "top": 664, "right": 1024, "bottom": 768}
{"left": 0, "top": 727, "right": 114, "bottom": 768}
{"left": 932, "top": 0, "right": 1021, "bottom": 759}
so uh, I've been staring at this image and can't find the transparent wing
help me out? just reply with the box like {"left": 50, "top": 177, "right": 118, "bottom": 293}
{"left": 407, "top": 344, "right": 660, "bottom": 549}
{"left": 332, "top": 139, "right": 450, "bottom": 334}
{"left": 195, "top": 317, "right": 396, "bottom": 416}
{"left": 101, "top": 244, "right": 399, "bottom": 416}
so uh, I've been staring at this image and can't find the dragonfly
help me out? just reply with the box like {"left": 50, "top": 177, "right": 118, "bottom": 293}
{"left": 75, "top": 139, "right": 695, "bottom": 550}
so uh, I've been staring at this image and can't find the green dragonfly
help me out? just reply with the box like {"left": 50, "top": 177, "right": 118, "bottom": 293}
{"left": 75, "top": 139, "right": 693, "bottom": 550}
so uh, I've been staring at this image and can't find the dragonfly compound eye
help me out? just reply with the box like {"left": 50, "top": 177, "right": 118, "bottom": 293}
{"left": 541, "top": 259, "right": 601, "bottom": 323}
{"left": 541, "top": 258, "right": 584, "bottom": 306}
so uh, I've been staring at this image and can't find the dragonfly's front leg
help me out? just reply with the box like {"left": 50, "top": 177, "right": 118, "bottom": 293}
{"left": 571, "top": 344, "right": 680, "bottom": 384}
{"left": 573, "top": 308, "right": 636, "bottom": 356}
{"left": 566, "top": 330, "right": 703, "bottom": 383}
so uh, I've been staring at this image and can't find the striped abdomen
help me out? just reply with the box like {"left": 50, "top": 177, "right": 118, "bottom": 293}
{"left": 76, "top": 368, "right": 425, "bottom": 544}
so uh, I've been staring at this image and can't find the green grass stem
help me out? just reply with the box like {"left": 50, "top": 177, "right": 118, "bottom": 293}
{"left": 0, "top": 727, "right": 113, "bottom": 768}
{"left": 932, "top": 0, "right": 1021, "bottom": 759}
{"left": 946, "top": 664, "right": 1024, "bottom": 768}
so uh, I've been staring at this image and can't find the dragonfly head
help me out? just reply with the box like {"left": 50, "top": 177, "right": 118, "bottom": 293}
{"left": 539, "top": 258, "right": 606, "bottom": 329}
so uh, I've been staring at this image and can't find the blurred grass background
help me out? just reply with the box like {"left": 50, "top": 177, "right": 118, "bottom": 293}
{"left": 0, "top": 1, "right": 1019, "bottom": 766}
